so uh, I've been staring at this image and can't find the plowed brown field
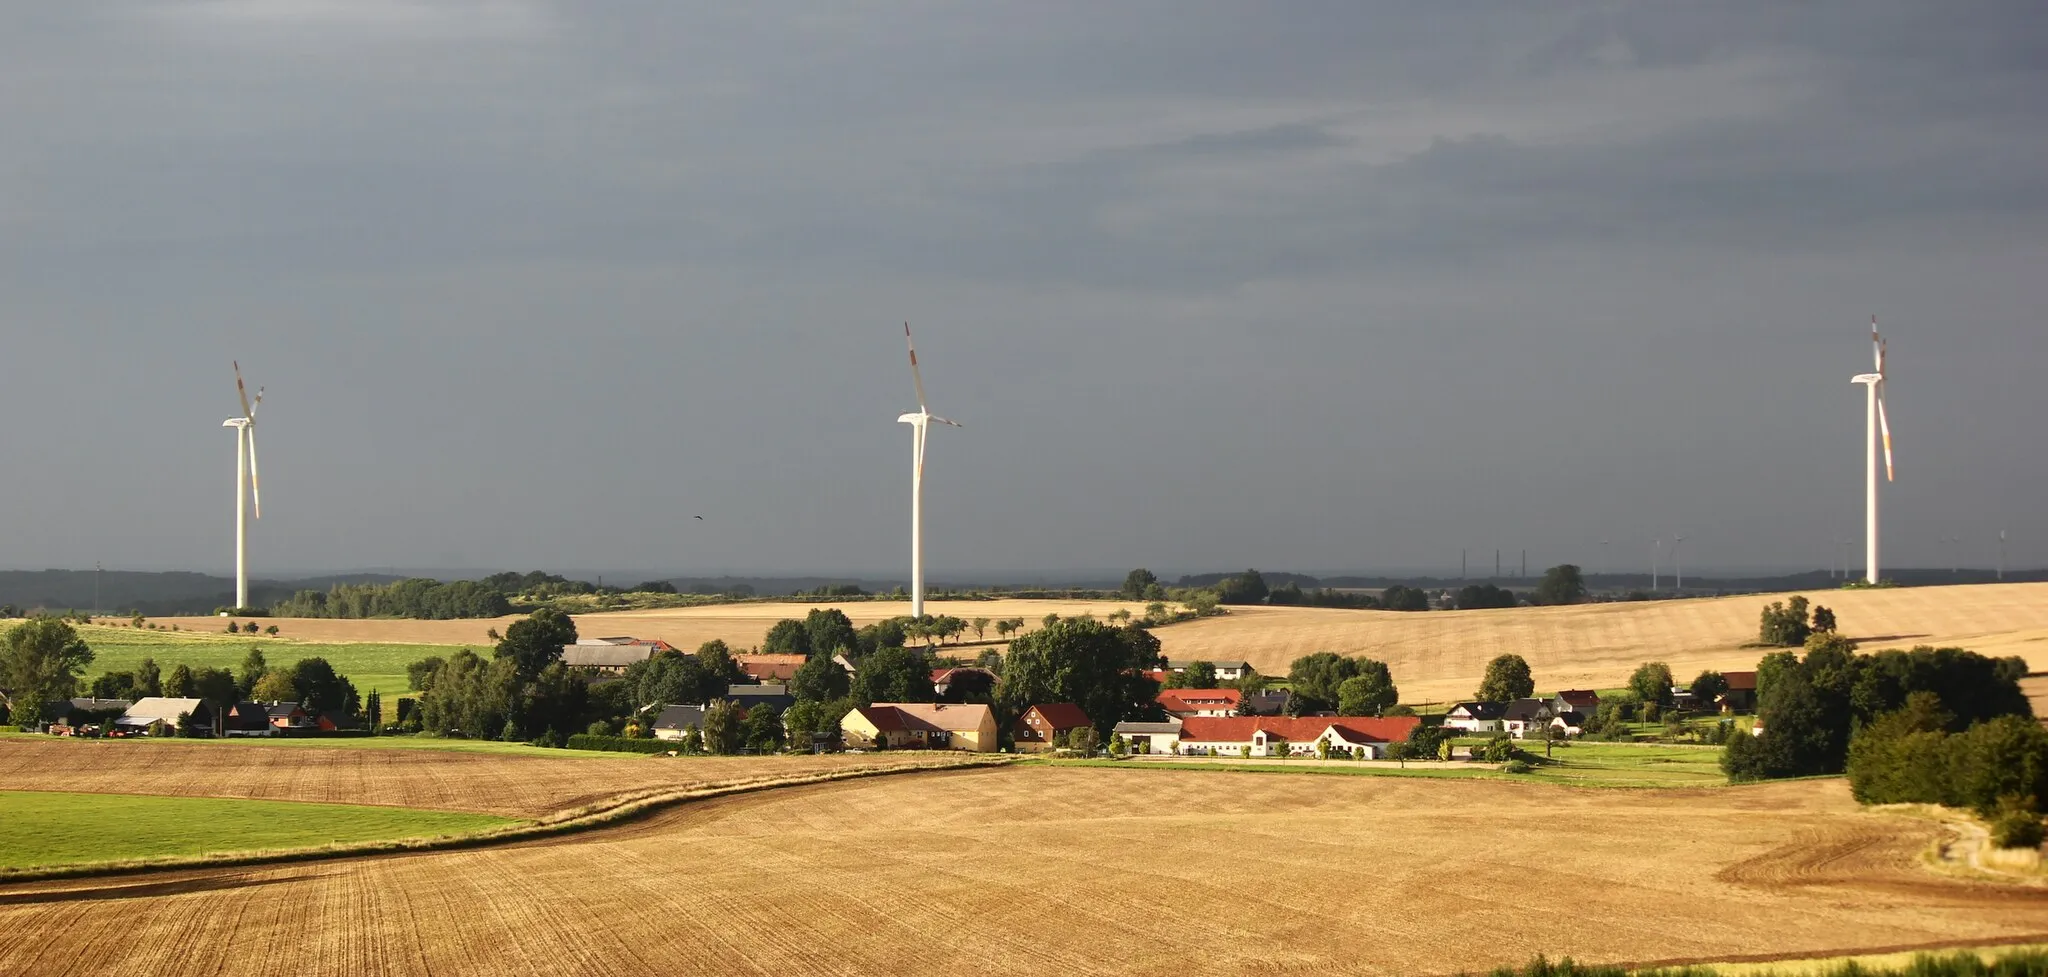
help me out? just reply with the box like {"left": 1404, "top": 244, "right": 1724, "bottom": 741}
{"left": 0, "top": 738, "right": 977, "bottom": 818}
{"left": 0, "top": 765, "right": 2040, "bottom": 976}
{"left": 1155, "top": 582, "right": 2048, "bottom": 703}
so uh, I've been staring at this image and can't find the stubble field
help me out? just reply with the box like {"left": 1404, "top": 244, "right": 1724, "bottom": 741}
{"left": 0, "top": 764, "right": 2039, "bottom": 976}
{"left": 1154, "top": 582, "right": 2048, "bottom": 702}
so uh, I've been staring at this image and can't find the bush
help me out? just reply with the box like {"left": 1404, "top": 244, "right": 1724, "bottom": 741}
{"left": 565, "top": 733, "right": 674, "bottom": 755}
{"left": 1504, "top": 759, "right": 1533, "bottom": 774}
{"left": 1992, "top": 807, "right": 2045, "bottom": 850}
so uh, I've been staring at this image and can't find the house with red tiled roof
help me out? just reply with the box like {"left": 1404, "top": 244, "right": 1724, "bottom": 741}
{"left": 1175, "top": 715, "right": 1421, "bottom": 759}
{"left": 1718, "top": 671, "right": 1759, "bottom": 714}
{"left": 1012, "top": 703, "right": 1091, "bottom": 752}
{"left": 1157, "top": 688, "right": 1242, "bottom": 718}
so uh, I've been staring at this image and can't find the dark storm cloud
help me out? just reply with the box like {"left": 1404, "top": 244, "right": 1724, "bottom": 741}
{"left": 1, "top": 1, "right": 2044, "bottom": 578}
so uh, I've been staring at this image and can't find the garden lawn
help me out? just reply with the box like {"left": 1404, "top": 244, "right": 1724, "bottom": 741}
{"left": 74, "top": 624, "right": 460, "bottom": 702}
{"left": 0, "top": 790, "right": 517, "bottom": 870}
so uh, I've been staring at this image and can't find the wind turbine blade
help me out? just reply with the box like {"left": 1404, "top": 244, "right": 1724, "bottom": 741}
{"left": 234, "top": 361, "right": 253, "bottom": 420}
{"left": 905, "top": 322, "right": 929, "bottom": 412}
{"left": 1871, "top": 316, "right": 1885, "bottom": 373}
{"left": 1876, "top": 388, "right": 1894, "bottom": 482}
{"left": 928, "top": 415, "right": 963, "bottom": 428}
{"left": 249, "top": 386, "right": 263, "bottom": 421}
{"left": 247, "top": 428, "right": 262, "bottom": 518}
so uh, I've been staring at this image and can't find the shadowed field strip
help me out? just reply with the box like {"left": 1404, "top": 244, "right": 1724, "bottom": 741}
{"left": 0, "top": 767, "right": 2040, "bottom": 976}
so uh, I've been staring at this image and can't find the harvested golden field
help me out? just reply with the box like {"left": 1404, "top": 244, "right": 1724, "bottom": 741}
{"left": 0, "top": 766, "right": 2040, "bottom": 976}
{"left": 145, "top": 597, "right": 1156, "bottom": 650}
{"left": 1156, "top": 582, "right": 2048, "bottom": 703}
{"left": 0, "top": 737, "right": 979, "bottom": 819}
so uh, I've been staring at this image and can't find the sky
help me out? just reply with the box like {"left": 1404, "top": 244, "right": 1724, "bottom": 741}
{"left": 2, "top": 1, "right": 2045, "bottom": 580}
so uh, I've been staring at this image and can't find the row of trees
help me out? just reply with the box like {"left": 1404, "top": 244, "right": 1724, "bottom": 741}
{"left": 1724, "top": 636, "right": 2031, "bottom": 781}
{"left": 411, "top": 609, "right": 586, "bottom": 742}
{"left": 1131, "top": 564, "right": 1592, "bottom": 613}
{"left": 272, "top": 579, "right": 513, "bottom": 620}
{"left": 1757, "top": 595, "right": 1837, "bottom": 647}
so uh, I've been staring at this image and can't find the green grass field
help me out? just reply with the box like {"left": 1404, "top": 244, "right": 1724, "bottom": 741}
{"left": 0, "top": 790, "right": 518, "bottom": 870}
{"left": 74, "top": 625, "right": 458, "bottom": 702}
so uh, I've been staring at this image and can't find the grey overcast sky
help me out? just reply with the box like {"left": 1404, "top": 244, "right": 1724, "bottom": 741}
{"left": 2, "top": 1, "right": 2045, "bottom": 579}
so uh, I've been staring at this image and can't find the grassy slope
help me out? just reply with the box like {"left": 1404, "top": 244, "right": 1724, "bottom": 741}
{"left": 0, "top": 790, "right": 516, "bottom": 870}
{"left": 75, "top": 624, "right": 463, "bottom": 700}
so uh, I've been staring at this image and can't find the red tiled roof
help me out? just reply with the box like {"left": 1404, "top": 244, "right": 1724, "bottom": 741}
{"left": 1555, "top": 689, "right": 1600, "bottom": 707}
{"left": 1157, "top": 688, "right": 1243, "bottom": 714}
{"left": 1178, "top": 715, "right": 1421, "bottom": 744}
{"left": 1723, "top": 671, "right": 1758, "bottom": 691}
{"left": 1024, "top": 703, "right": 1091, "bottom": 730}
{"left": 854, "top": 706, "right": 908, "bottom": 733}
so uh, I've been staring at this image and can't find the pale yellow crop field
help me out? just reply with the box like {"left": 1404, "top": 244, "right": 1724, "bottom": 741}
{"left": 1154, "top": 582, "right": 2048, "bottom": 703}
{"left": 0, "top": 766, "right": 2039, "bottom": 976}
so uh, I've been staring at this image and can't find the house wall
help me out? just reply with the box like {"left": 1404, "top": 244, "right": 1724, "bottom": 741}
{"left": 1443, "top": 718, "right": 1501, "bottom": 733}
{"left": 1122, "top": 733, "right": 1180, "bottom": 754}
{"left": 949, "top": 715, "right": 999, "bottom": 753}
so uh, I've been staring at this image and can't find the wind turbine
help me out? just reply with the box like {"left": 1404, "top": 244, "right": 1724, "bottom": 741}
{"left": 1671, "top": 535, "right": 1686, "bottom": 590}
{"left": 1851, "top": 318, "right": 1894, "bottom": 585}
{"left": 897, "top": 324, "right": 960, "bottom": 619}
{"left": 223, "top": 362, "right": 263, "bottom": 611}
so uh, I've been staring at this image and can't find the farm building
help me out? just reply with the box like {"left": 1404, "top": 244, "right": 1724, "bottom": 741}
{"left": 1111, "top": 719, "right": 1183, "bottom": 755}
{"left": 223, "top": 701, "right": 274, "bottom": 737}
{"left": 40, "top": 697, "right": 132, "bottom": 728}
{"left": 1158, "top": 688, "right": 1242, "bottom": 718}
{"left": 1239, "top": 689, "right": 1292, "bottom": 716}
{"left": 652, "top": 705, "right": 705, "bottom": 741}
{"left": 1011, "top": 703, "right": 1091, "bottom": 752}
{"left": 1167, "top": 659, "right": 1251, "bottom": 681}
{"left": 1550, "top": 710, "right": 1587, "bottom": 737}
{"left": 562, "top": 637, "right": 676, "bottom": 675}
{"left": 1175, "top": 716, "right": 1421, "bottom": 759}
{"left": 266, "top": 701, "right": 310, "bottom": 731}
{"left": 736, "top": 654, "right": 806, "bottom": 683}
{"left": 723, "top": 684, "right": 795, "bottom": 714}
{"left": 117, "top": 697, "right": 211, "bottom": 733}
{"left": 841, "top": 703, "right": 997, "bottom": 752}
{"left": 1717, "top": 671, "right": 1759, "bottom": 713}
{"left": 931, "top": 667, "right": 996, "bottom": 702}
{"left": 1502, "top": 699, "right": 1555, "bottom": 738}
{"left": 1442, "top": 701, "right": 1506, "bottom": 733}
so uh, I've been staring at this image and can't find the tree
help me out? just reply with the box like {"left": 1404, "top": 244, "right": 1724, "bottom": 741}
{"left": 1385, "top": 740, "right": 1415, "bottom": 768}
{"left": 791, "top": 654, "right": 851, "bottom": 703}
{"left": 407, "top": 656, "right": 447, "bottom": 692}
{"left": 970, "top": 617, "right": 990, "bottom": 642}
{"left": 1216, "top": 570, "right": 1269, "bottom": 605}
{"left": 494, "top": 608, "right": 578, "bottom": 682}
{"left": 0, "top": 618, "right": 95, "bottom": 725}
{"left": 1380, "top": 586, "right": 1431, "bottom": 612}
{"left": 1286, "top": 652, "right": 1361, "bottom": 714}
{"left": 1811, "top": 605, "right": 1838, "bottom": 634}
{"left": 191, "top": 667, "right": 240, "bottom": 712}
{"left": 997, "top": 619, "right": 1164, "bottom": 738}
{"left": 291, "top": 658, "right": 358, "bottom": 714}
{"left": 1758, "top": 596, "right": 1813, "bottom": 647}
{"left": 1337, "top": 663, "right": 1399, "bottom": 716}
{"left": 163, "top": 664, "right": 195, "bottom": 698}
{"left": 1476, "top": 654, "right": 1534, "bottom": 702}
{"left": 1122, "top": 568, "right": 1159, "bottom": 599}
{"left": 366, "top": 690, "right": 383, "bottom": 731}
{"left": 763, "top": 619, "right": 812, "bottom": 658}
{"left": 1691, "top": 670, "right": 1729, "bottom": 708}
{"left": 994, "top": 619, "right": 1016, "bottom": 642}
{"left": 1166, "top": 660, "right": 1218, "bottom": 690}
{"left": 234, "top": 647, "right": 268, "bottom": 697}
{"left": 253, "top": 669, "right": 297, "bottom": 702}
{"left": 742, "top": 703, "right": 784, "bottom": 752}
{"left": 850, "top": 646, "right": 934, "bottom": 706}
{"left": 701, "top": 700, "right": 741, "bottom": 755}
{"left": 136, "top": 657, "right": 161, "bottom": 697}
{"left": 1534, "top": 565, "right": 1587, "bottom": 606}
{"left": 784, "top": 697, "right": 849, "bottom": 750}
{"left": 1629, "top": 662, "right": 1675, "bottom": 707}
{"left": 694, "top": 640, "right": 744, "bottom": 688}
{"left": 633, "top": 651, "right": 712, "bottom": 709}
{"left": 1455, "top": 584, "right": 1518, "bottom": 610}
{"left": 635, "top": 579, "right": 678, "bottom": 594}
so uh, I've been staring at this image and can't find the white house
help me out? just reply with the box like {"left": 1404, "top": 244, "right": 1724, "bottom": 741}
{"left": 1502, "top": 698, "right": 1555, "bottom": 739}
{"left": 1157, "top": 688, "right": 1242, "bottom": 718}
{"left": 1173, "top": 716, "right": 1422, "bottom": 759}
{"left": 1166, "top": 659, "right": 1250, "bottom": 682}
{"left": 1442, "top": 701, "right": 1506, "bottom": 733}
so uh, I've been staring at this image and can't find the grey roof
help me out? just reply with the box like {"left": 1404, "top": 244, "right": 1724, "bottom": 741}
{"left": 562, "top": 644, "right": 657, "bottom": 669}
{"left": 726, "top": 683, "right": 788, "bottom": 697}
{"left": 653, "top": 705, "right": 705, "bottom": 730}
{"left": 1113, "top": 720, "right": 1184, "bottom": 735}
{"left": 266, "top": 701, "right": 305, "bottom": 719}
{"left": 1240, "top": 690, "right": 1291, "bottom": 716}
{"left": 1503, "top": 698, "right": 1552, "bottom": 721}
{"left": 1448, "top": 701, "right": 1507, "bottom": 720}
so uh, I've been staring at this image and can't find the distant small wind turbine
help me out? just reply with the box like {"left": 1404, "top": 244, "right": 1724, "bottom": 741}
{"left": 898, "top": 323, "right": 960, "bottom": 619}
{"left": 1851, "top": 318, "right": 1895, "bottom": 584}
{"left": 1671, "top": 535, "right": 1686, "bottom": 590}
{"left": 222, "top": 362, "right": 264, "bottom": 611}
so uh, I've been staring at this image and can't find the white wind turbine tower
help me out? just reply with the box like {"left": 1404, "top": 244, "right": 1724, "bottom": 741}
{"left": 1851, "top": 318, "right": 1895, "bottom": 585}
{"left": 222, "top": 362, "right": 264, "bottom": 611}
{"left": 898, "top": 324, "right": 960, "bottom": 619}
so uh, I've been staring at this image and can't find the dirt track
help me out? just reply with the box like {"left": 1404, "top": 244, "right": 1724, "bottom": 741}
{"left": 0, "top": 764, "right": 2040, "bottom": 976}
